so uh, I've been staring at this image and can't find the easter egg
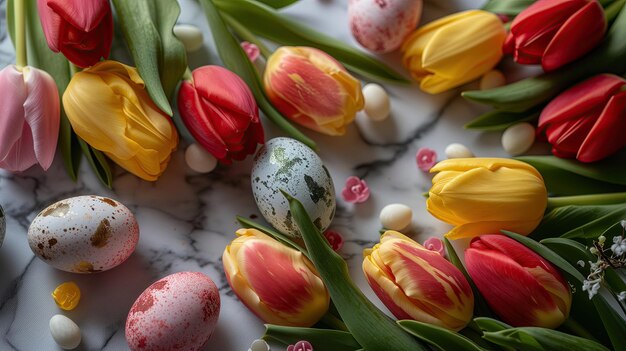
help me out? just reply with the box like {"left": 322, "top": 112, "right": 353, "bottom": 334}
{"left": 349, "top": 0, "right": 423, "bottom": 53}
{"left": 251, "top": 138, "right": 336, "bottom": 238}
{"left": 27, "top": 196, "right": 139, "bottom": 273}
{"left": 125, "top": 272, "right": 220, "bottom": 351}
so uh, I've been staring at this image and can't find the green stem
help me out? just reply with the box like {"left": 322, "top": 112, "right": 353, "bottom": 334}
{"left": 182, "top": 67, "right": 193, "bottom": 81}
{"left": 221, "top": 12, "right": 272, "bottom": 58}
{"left": 321, "top": 312, "right": 349, "bottom": 332}
{"left": 606, "top": 0, "right": 626, "bottom": 23}
{"left": 562, "top": 317, "right": 596, "bottom": 341}
{"left": 69, "top": 63, "right": 80, "bottom": 76}
{"left": 14, "top": 0, "right": 26, "bottom": 67}
{"left": 547, "top": 192, "right": 626, "bottom": 209}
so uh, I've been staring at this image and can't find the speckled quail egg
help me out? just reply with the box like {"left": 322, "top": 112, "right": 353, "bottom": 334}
{"left": 251, "top": 138, "right": 336, "bottom": 238}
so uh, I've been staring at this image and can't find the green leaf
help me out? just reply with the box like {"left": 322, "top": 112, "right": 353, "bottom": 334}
{"left": 463, "top": 4, "right": 626, "bottom": 112}
{"left": 78, "top": 139, "right": 113, "bottom": 189}
{"left": 255, "top": 0, "right": 299, "bottom": 8}
{"left": 198, "top": 0, "right": 316, "bottom": 149}
{"left": 474, "top": 317, "right": 512, "bottom": 333}
{"left": 482, "top": 327, "right": 611, "bottom": 351}
{"left": 398, "top": 320, "right": 488, "bottom": 351}
{"left": 501, "top": 231, "right": 585, "bottom": 280}
{"left": 263, "top": 325, "right": 361, "bottom": 350}
{"left": 532, "top": 204, "right": 626, "bottom": 242}
{"left": 519, "top": 151, "right": 626, "bottom": 187}
{"left": 213, "top": 0, "right": 409, "bottom": 83}
{"left": 482, "top": 0, "right": 536, "bottom": 15}
{"left": 282, "top": 190, "right": 426, "bottom": 351}
{"left": 111, "top": 0, "right": 187, "bottom": 116}
{"left": 464, "top": 109, "right": 539, "bottom": 131}
{"left": 593, "top": 293, "right": 626, "bottom": 351}
{"left": 443, "top": 238, "right": 495, "bottom": 318}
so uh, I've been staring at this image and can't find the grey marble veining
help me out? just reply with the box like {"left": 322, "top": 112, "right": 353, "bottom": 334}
{"left": 0, "top": 0, "right": 516, "bottom": 350}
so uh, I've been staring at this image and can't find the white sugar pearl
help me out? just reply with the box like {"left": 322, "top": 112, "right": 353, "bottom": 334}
{"left": 380, "top": 204, "right": 413, "bottom": 231}
{"left": 49, "top": 315, "right": 81, "bottom": 350}
{"left": 185, "top": 143, "right": 218, "bottom": 173}
{"left": 173, "top": 24, "right": 204, "bottom": 52}
{"left": 445, "top": 143, "right": 474, "bottom": 159}
{"left": 502, "top": 122, "right": 536, "bottom": 156}
{"left": 362, "top": 83, "right": 391, "bottom": 121}
{"left": 480, "top": 70, "right": 506, "bottom": 90}
{"left": 249, "top": 339, "right": 270, "bottom": 351}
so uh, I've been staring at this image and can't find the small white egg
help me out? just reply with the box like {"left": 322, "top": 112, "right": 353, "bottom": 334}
{"left": 445, "top": 143, "right": 474, "bottom": 159}
{"left": 173, "top": 24, "right": 204, "bottom": 52}
{"left": 49, "top": 315, "right": 81, "bottom": 350}
{"left": 185, "top": 143, "right": 218, "bottom": 173}
{"left": 249, "top": 339, "right": 271, "bottom": 351}
{"left": 480, "top": 70, "right": 506, "bottom": 90}
{"left": 380, "top": 204, "right": 413, "bottom": 231}
{"left": 502, "top": 122, "right": 536, "bottom": 156}
{"left": 362, "top": 83, "right": 391, "bottom": 121}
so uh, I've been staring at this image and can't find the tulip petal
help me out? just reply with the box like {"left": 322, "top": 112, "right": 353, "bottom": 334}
{"left": 47, "top": 0, "right": 110, "bottom": 32}
{"left": 544, "top": 111, "right": 598, "bottom": 156}
{"left": 578, "top": 91, "right": 626, "bottom": 162}
{"left": 0, "top": 66, "right": 28, "bottom": 164}
{"left": 22, "top": 67, "right": 60, "bottom": 170}
{"left": 37, "top": 0, "right": 63, "bottom": 52}
{"left": 542, "top": 1, "right": 606, "bottom": 71}
{"left": 430, "top": 157, "right": 542, "bottom": 179}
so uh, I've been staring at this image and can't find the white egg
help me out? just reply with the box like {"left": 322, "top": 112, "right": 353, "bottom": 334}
{"left": 173, "top": 24, "right": 204, "bottom": 52}
{"left": 249, "top": 339, "right": 271, "bottom": 351}
{"left": 380, "top": 204, "right": 413, "bottom": 231}
{"left": 480, "top": 70, "right": 506, "bottom": 90}
{"left": 363, "top": 83, "right": 391, "bottom": 121}
{"left": 28, "top": 196, "right": 139, "bottom": 273}
{"left": 49, "top": 314, "right": 81, "bottom": 350}
{"left": 185, "top": 143, "right": 218, "bottom": 173}
{"left": 502, "top": 123, "right": 536, "bottom": 156}
{"left": 0, "top": 204, "right": 5, "bottom": 247}
{"left": 349, "top": 0, "right": 423, "bottom": 53}
{"left": 445, "top": 143, "right": 474, "bottom": 159}
{"left": 251, "top": 138, "right": 336, "bottom": 238}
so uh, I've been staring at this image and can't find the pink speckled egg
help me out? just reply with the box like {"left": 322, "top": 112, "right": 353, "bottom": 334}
{"left": 125, "top": 272, "right": 220, "bottom": 351}
{"left": 27, "top": 196, "right": 139, "bottom": 273}
{"left": 349, "top": 0, "right": 423, "bottom": 53}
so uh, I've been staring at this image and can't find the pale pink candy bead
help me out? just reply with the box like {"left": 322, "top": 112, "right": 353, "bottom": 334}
{"left": 341, "top": 176, "right": 370, "bottom": 203}
{"left": 324, "top": 230, "right": 344, "bottom": 252}
{"left": 287, "top": 341, "right": 313, "bottom": 351}
{"left": 416, "top": 147, "right": 437, "bottom": 172}
{"left": 241, "top": 41, "right": 261, "bottom": 62}
{"left": 423, "top": 236, "right": 446, "bottom": 257}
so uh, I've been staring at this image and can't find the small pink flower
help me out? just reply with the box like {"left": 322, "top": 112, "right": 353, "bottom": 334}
{"left": 416, "top": 147, "right": 437, "bottom": 172}
{"left": 341, "top": 176, "right": 370, "bottom": 203}
{"left": 287, "top": 341, "right": 313, "bottom": 351}
{"left": 241, "top": 41, "right": 260, "bottom": 63}
{"left": 324, "top": 230, "right": 344, "bottom": 252}
{"left": 423, "top": 236, "right": 446, "bottom": 257}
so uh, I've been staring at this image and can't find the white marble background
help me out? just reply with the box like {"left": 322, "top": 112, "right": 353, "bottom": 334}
{"left": 0, "top": 0, "right": 533, "bottom": 350}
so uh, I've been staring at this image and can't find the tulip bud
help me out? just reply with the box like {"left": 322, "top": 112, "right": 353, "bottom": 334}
{"left": 465, "top": 235, "right": 572, "bottom": 328}
{"left": 363, "top": 231, "right": 474, "bottom": 331}
{"left": 63, "top": 61, "right": 178, "bottom": 181}
{"left": 504, "top": 0, "right": 606, "bottom": 72}
{"left": 223, "top": 228, "right": 330, "bottom": 327}
{"left": 0, "top": 65, "right": 59, "bottom": 172}
{"left": 538, "top": 74, "right": 626, "bottom": 163}
{"left": 427, "top": 158, "right": 547, "bottom": 240}
{"left": 178, "top": 66, "right": 264, "bottom": 164}
{"left": 264, "top": 47, "right": 364, "bottom": 136}
{"left": 401, "top": 10, "right": 506, "bottom": 94}
{"left": 37, "top": 0, "right": 113, "bottom": 68}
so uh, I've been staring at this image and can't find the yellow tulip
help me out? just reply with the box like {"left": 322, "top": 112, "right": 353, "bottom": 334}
{"left": 427, "top": 158, "right": 547, "bottom": 240}
{"left": 402, "top": 10, "right": 506, "bottom": 94}
{"left": 63, "top": 60, "right": 178, "bottom": 181}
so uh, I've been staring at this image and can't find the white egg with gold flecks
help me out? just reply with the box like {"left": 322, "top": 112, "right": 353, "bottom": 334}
{"left": 27, "top": 196, "right": 139, "bottom": 273}
{"left": 251, "top": 138, "right": 336, "bottom": 238}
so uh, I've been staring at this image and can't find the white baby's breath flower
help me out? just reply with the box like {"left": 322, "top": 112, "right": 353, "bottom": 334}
{"left": 621, "top": 220, "right": 626, "bottom": 230}
{"left": 611, "top": 236, "right": 626, "bottom": 256}
{"left": 577, "top": 260, "right": 585, "bottom": 268}
{"left": 618, "top": 291, "right": 626, "bottom": 302}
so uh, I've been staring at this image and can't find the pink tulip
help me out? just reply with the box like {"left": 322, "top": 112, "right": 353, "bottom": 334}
{"left": 0, "top": 65, "right": 60, "bottom": 172}
{"left": 465, "top": 235, "right": 572, "bottom": 328}
{"left": 37, "top": 0, "right": 113, "bottom": 68}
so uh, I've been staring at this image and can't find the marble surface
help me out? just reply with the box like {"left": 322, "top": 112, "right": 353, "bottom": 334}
{"left": 0, "top": 0, "right": 526, "bottom": 350}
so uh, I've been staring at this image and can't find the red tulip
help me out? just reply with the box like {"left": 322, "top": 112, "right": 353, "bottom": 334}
{"left": 465, "top": 235, "right": 572, "bottom": 328}
{"left": 538, "top": 74, "right": 626, "bottom": 162}
{"left": 503, "top": 0, "right": 606, "bottom": 71}
{"left": 178, "top": 66, "right": 264, "bottom": 164}
{"left": 37, "top": 0, "right": 113, "bottom": 68}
